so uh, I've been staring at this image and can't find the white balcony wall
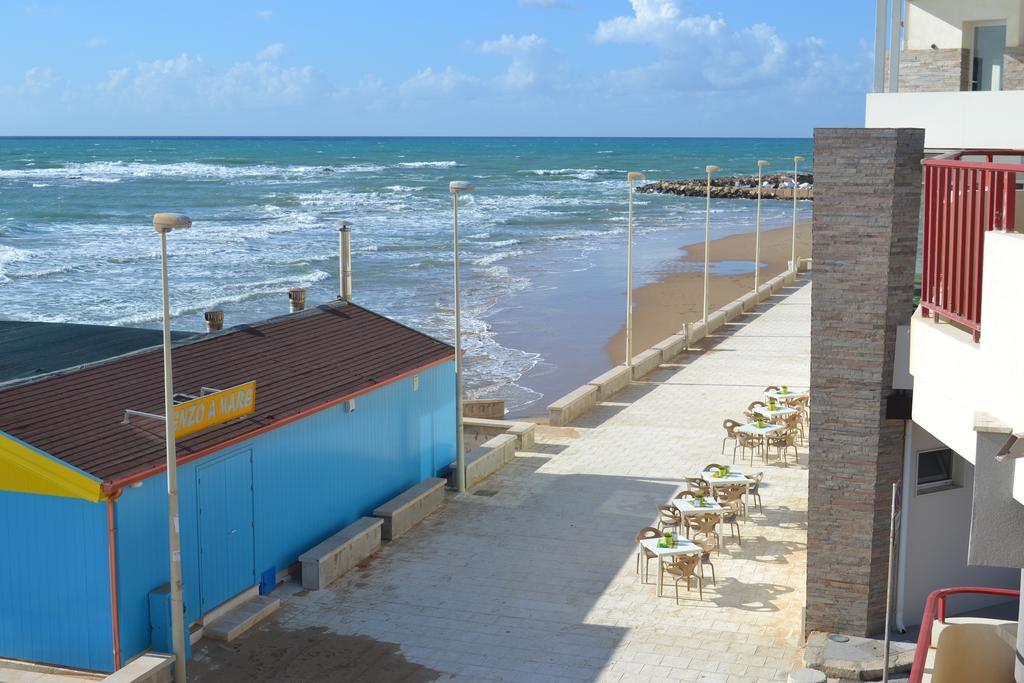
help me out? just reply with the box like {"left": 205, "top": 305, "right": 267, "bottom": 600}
{"left": 906, "top": 0, "right": 1024, "bottom": 49}
{"left": 866, "top": 91, "right": 1024, "bottom": 150}
{"left": 910, "top": 231, "right": 1024, "bottom": 464}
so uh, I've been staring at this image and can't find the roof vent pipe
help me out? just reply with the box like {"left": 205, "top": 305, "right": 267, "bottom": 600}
{"left": 203, "top": 310, "right": 224, "bottom": 333}
{"left": 338, "top": 220, "right": 352, "bottom": 302}
{"left": 288, "top": 287, "right": 307, "bottom": 312}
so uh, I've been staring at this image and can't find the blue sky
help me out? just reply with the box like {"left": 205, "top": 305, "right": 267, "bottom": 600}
{"left": 0, "top": 1, "right": 875, "bottom": 136}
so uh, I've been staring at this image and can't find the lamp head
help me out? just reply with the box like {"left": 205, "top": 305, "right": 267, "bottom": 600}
{"left": 627, "top": 171, "right": 646, "bottom": 182}
{"left": 757, "top": 160, "right": 770, "bottom": 168}
{"left": 706, "top": 165, "right": 720, "bottom": 174}
{"left": 794, "top": 156, "right": 805, "bottom": 163}
{"left": 337, "top": 219, "right": 351, "bottom": 231}
{"left": 153, "top": 213, "right": 192, "bottom": 234}
{"left": 449, "top": 181, "right": 475, "bottom": 194}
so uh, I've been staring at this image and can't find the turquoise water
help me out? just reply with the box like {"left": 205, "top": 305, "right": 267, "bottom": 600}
{"left": 0, "top": 137, "right": 812, "bottom": 412}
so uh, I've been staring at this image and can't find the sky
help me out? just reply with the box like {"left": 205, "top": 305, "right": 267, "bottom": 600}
{"left": 0, "top": 0, "right": 876, "bottom": 137}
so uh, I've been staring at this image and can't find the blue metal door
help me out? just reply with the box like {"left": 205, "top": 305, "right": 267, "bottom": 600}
{"left": 196, "top": 450, "right": 255, "bottom": 614}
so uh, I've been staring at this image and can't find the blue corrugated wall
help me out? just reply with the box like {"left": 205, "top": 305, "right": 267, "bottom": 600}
{"left": 0, "top": 491, "right": 113, "bottom": 672}
{"left": 115, "top": 361, "right": 455, "bottom": 661}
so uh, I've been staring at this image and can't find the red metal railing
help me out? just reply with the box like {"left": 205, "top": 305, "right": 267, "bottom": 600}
{"left": 921, "top": 150, "right": 1023, "bottom": 341}
{"left": 909, "top": 586, "right": 1020, "bottom": 683}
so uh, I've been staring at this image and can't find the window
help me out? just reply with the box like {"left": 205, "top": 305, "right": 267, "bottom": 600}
{"left": 971, "top": 23, "right": 1007, "bottom": 91}
{"left": 917, "top": 448, "right": 955, "bottom": 493}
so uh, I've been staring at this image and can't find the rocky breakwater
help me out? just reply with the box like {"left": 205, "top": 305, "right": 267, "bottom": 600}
{"left": 637, "top": 172, "right": 814, "bottom": 200}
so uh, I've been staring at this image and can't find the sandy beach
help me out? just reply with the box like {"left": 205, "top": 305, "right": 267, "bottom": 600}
{"left": 605, "top": 221, "right": 811, "bottom": 365}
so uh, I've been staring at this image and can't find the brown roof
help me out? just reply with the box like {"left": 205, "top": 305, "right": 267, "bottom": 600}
{"left": 0, "top": 301, "right": 454, "bottom": 486}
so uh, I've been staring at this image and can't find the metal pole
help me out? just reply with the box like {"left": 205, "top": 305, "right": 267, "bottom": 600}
{"left": 626, "top": 177, "right": 634, "bottom": 367}
{"left": 874, "top": 0, "right": 888, "bottom": 93}
{"left": 453, "top": 192, "right": 466, "bottom": 493}
{"left": 754, "top": 161, "right": 767, "bottom": 293}
{"left": 883, "top": 481, "right": 898, "bottom": 683}
{"left": 160, "top": 230, "right": 187, "bottom": 683}
{"left": 791, "top": 157, "right": 801, "bottom": 271}
{"left": 888, "top": 0, "right": 902, "bottom": 93}
{"left": 703, "top": 166, "right": 717, "bottom": 322}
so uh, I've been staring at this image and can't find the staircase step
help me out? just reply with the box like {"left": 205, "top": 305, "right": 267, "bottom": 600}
{"left": 203, "top": 595, "right": 280, "bottom": 642}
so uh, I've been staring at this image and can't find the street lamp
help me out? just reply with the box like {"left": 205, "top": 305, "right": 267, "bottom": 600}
{"left": 791, "top": 156, "right": 805, "bottom": 272}
{"left": 153, "top": 211, "right": 191, "bottom": 683}
{"left": 703, "top": 165, "right": 720, "bottom": 323}
{"left": 448, "top": 181, "right": 474, "bottom": 493}
{"left": 754, "top": 160, "right": 769, "bottom": 293}
{"left": 625, "top": 171, "right": 645, "bottom": 367}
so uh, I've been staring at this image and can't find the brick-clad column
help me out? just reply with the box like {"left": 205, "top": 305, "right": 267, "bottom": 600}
{"left": 805, "top": 128, "right": 924, "bottom": 637}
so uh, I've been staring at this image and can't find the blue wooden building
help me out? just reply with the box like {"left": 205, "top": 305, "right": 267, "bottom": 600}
{"left": 0, "top": 301, "right": 455, "bottom": 673}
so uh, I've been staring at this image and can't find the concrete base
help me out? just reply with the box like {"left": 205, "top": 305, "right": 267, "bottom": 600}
{"left": 463, "top": 418, "right": 535, "bottom": 451}
{"left": 203, "top": 595, "right": 281, "bottom": 643}
{"left": 548, "top": 384, "right": 598, "bottom": 426}
{"left": 373, "top": 477, "right": 446, "bottom": 540}
{"left": 803, "top": 631, "right": 915, "bottom": 681}
{"left": 104, "top": 654, "right": 174, "bottom": 683}
{"left": 464, "top": 433, "right": 517, "bottom": 489}
{"left": 588, "top": 365, "right": 632, "bottom": 401}
{"left": 630, "top": 349, "right": 661, "bottom": 379}
{"left": 298, "top": 517, "right": 382, "bottom": 590}
{"left": 652, "top": 334, "right": 686, "bottom": 362}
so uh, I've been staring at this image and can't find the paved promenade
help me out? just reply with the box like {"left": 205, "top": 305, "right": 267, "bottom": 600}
{"left": 192, "top": 276, "right": 812, "bottom": 683}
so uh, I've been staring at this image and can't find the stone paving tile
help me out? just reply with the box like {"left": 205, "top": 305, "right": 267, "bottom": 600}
{"left": 207, "top": 278, "right": 812, "bottom": 682}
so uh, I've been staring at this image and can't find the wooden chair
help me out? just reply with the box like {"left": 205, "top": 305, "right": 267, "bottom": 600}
{"left": 635, "top": 527, "right": 660, "bottom": 582}
{"left": 686, "top": 511, "right": 722, "bottom": 554}
{"left": 684, "top": 477, "right": 711, "bottom": 497}
{"left": 665, "top": 553, "right": 704, "bottom": 602}
{"left": 656, "top": 504, "right": 682, "bottom": 535}
{"left": 747, "top": 472, "right": 764, "bottom": 513}
{"left": 722, "top": 419, "right": 741, "bottom": 456}
{"left": 766, "top": 428, "right": 798, "bottom": 466}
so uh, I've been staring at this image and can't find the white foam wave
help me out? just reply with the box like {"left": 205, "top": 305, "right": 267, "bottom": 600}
{"left": 396, "top": 161, "right": 458, "bottom": 169}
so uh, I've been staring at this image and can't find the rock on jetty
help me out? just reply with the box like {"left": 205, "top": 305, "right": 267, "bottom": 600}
{"left": 637, "top": 172, "right": 814, "bottom": 200}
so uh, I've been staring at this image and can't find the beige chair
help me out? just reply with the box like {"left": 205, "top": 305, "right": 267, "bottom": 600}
{"left": 766, "top": 428, "right": 798, "bottom": 466}
{"left": 764, "top": 385, "right": 780, "bottom": 393}
{"left": 635, "top": 527, "right": 660, "bottom": 582}
{"left": 684, "top": 477, "right": 711, "bottom": 497}
{"left": 745, "top": 400, "right": 766, "bottom": 421}
{"left": 734, "top": 429, "right": 758, "bottom": 464}
{"left": 716, "top": 483, "right": 748, "bottom": 518}
{"left": 704, "top": 462, "right": 727, "bottom": 472}
{"left": 664, "top": 553, "right": 704, "bottom": 602}
{"left": 686, "top": 511, "right": 722, "bottom": 554}
{"left": 656, "top": 504, "right": 682, "bottom": 535}
{"left": 722, "top": 419, "right": 741, "bottom": 456}
{"left": 783, "top": 413, "right": 805, "bottom": 444}
{"left": 747, "top": 472, "right": 764, "bottom": 513}
{"left": 719, "top": 499, "right": 743, "bottom": 545}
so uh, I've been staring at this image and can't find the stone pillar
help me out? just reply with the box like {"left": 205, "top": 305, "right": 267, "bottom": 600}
{"left": 805, "top": 128, "right": 924, "bottom": 637}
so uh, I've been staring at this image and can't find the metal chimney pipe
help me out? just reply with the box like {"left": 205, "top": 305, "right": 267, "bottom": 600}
{"left": 203, "top": 310, "right": 224, "bottom": 333}
{"left": 288, "top": 287, "right": 307, "bottom": 312}
{"left": 338, "top": 220, "right": 352, "bottom": 302}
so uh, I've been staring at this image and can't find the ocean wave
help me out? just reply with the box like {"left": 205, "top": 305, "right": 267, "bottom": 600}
{"left": 396, "top": 161, "right": 459, "bottom": 169}
{"left": 0, "top": 160, "right": 387, "bottom": 182}
{"left": 0, "top": 245, "right": 30, "bottom": 281}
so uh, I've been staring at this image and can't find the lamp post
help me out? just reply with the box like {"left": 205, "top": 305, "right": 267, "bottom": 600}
{"left": 754, "top": 160, "right": 769, "bottom": 293}
{"left": 153, "top": 212, "right": 192, "bottom": 683}
{"left": 791, "top": 156, "right": 805, "bottom": 272}
{"left": 625, "top": 171, "right": 645, "bottom": 367}
{"left": 449, "top": 181, "right": 474, "bottom": 493}
{"left": 338, "top": 220, "right": 352, "bottom": 302}
{"left": 703, "top": 165, "right": 720, "bottom": 323}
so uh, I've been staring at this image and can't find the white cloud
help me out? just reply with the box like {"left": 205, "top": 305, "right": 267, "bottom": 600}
{"left": 257, "top": 9, "right": 272, "bottom": 19}
{"left": 399, "top": 67, "right": 479, "bottom": 97}
{"left": 84, "top": 37, "right": 107, "bottom": 49}
{"left": 22, "top": 66, "right": 58, "bottom": 94}
{"left": 204, "top": 62, "right": 318, "bottom": 105}
{"left": 257, "top": 43, "right": 286, "bottom": 61}
{"left": 479, "top": 34, "right": 565, "bottom": 91}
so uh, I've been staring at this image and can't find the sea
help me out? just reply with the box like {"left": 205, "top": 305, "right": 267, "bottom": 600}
{"left": 0, "top": 137, "right": 812, "bottom": 416}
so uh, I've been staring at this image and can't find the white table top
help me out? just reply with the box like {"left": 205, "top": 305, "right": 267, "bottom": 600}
{"left": 700, "top": 470, "right": 751, "bottom": 486}
{"left": 639, "top": 536, "right": 702, "bottom": 558}
{"left": 736, "top": 422, "right": 785, "bottom": 436}
{"left": 765, "top": 389, "right": 807, "bottom": 403}
{"left": 754, "top": 405, "right": 797, "bottom": 418}
{"left": 672, "top": 498, "right": 724, "bottom": 515}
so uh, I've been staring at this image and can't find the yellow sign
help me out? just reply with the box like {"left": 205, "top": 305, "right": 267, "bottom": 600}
{"left": 174, "top": 382, "right": 256, "bottom": 439}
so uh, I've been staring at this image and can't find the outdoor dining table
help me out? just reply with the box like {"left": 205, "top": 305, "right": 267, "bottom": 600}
{"left": 735, "top": 422, "right": 784, "bottom": 471}
{"left": 754, "top": 405, "right": 797, "bottom": 419}
{"left": 638, "top": 536, "right": 704, "bottom": 597}
{"left": 765, "top": 389, "right": 807, "bottom": 404}
{"left": 672, "top": 497, "right": 724, "bottom": 547}
{"left": 699, "top": 468, "right": 753, "bottom": 519}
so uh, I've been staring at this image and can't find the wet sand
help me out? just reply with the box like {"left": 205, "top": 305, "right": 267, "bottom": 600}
{"left": 605, "top": 222, "right": 811, "bottom": 364}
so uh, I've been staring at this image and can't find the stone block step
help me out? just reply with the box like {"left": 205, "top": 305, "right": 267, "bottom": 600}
{"left": 203, "top": 595, "right": 280, "bottom": 642}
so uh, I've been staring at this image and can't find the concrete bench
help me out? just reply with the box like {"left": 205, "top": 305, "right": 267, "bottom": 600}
{"left": 587, "top": 365, "right": 631, "bottom": 401}
{"left": 706, "top": 309, "right": 727, "bottom": 334}
{"left": 298, "top": 517, "right": 382, "bottom": 590}
{"left": 630, "top": 348, "right": 661, "bottom": 379}
{"left": 104, "top": 654, "right": 173, "bottom": 683}
{"left": 548, "top": 384, "right": 598, "bottom": 426}
{"left": 465, "top": 433, "right": 517, "bottom": 488}
{"left": 373, "top": 477, "right": 446, "bottom": 540}
{"left": 686, "top": 321, "right": 706, "bottom": 346}
{"left": 463, "top": 417, "right": 536, "bottom": 451}
{"left": 723, "top": 299, "right": 744, "bottom": 322}
{"left": 652, "top": 334, "right": 686, "bottom": 363}
{"left": 739, "top": 291, "right": 758, "bottom": 312}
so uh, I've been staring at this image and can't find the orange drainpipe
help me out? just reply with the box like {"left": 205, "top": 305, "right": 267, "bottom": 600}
{"left": 106, "top": 493, "right": 122, "bottom": 670}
